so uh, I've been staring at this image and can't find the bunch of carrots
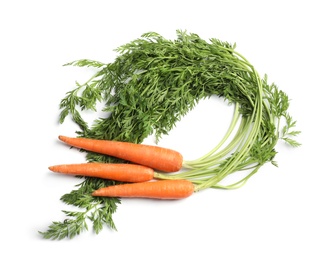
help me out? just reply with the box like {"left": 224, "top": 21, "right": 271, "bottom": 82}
{"left": 49, "top": 135, "right": 195, "bottom": 199}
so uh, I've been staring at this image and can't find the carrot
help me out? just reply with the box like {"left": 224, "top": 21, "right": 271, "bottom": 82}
{"left": 48, "top": 163, "right": 154, "bottom": 182}
{"left": 92, "top": 179, "right": 195, "bottom": 199}
{"left": 58, "top": 135, "right": 183, "bottom": 172}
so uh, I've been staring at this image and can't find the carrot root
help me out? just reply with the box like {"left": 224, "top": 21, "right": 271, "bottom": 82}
{"left": 58, "top": 135, "right": 183, "bottom": 172}
{"left": 92, "top": 179, "right": 195, "bottom": 199}
{"left": 48, "top": 163, "right": 154, "bottom": 182}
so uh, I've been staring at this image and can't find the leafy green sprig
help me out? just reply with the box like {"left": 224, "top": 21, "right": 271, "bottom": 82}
{"left": 42, "top": 30, "right": 300, "bottom": 239}
{"left": 40, "top": 178, "right": 119, "bottom": 239}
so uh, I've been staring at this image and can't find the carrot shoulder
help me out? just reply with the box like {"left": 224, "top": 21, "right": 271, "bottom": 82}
{"left": 92, "top": 179, "right": 195, "bottom": 199}
{"left": 58, "top": 135, "right": 183, "bottom": 172}
{"left": 48, "top": 163, "right": 154, "bottom": 183}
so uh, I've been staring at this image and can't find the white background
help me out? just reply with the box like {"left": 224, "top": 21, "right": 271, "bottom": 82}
{"left": 1, "top": 0, "right": 330, "bottom": 259}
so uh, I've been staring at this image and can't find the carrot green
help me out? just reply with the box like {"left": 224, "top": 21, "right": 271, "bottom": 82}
{"left": 40, "top": 30, "right": 300, "bottom": 239}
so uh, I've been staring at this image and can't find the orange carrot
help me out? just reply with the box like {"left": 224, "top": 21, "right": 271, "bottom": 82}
{"left": 48, "top": 163, "right": 154, "bottom": 182}
{"left": 58, "top": 135, "right": 183, "bottom": 172}
{"left": 92, "top": 179, "right": 195, "bottom": 199}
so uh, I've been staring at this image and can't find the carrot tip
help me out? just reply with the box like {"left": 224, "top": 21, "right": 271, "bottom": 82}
{"left": 58, "top": 135, "right": 65, "bottom": 141}
{"left": 91, "top": 190, "right": 100, "bottom": 196}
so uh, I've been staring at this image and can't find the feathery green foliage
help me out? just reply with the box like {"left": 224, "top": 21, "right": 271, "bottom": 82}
{"left": 41, "top": 30, "right": 300, "bottom": 239}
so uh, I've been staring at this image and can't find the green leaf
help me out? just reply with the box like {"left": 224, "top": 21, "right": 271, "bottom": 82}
{"left": 64, "top": 59, "right": 105, "bottom": 68}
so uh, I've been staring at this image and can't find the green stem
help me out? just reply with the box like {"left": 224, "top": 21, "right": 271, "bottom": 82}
{"left": 194, "top": 65, "right": 264, "bottom": 191}
{"left": 183, "top": 112, "right": 247, "bottom": 169}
